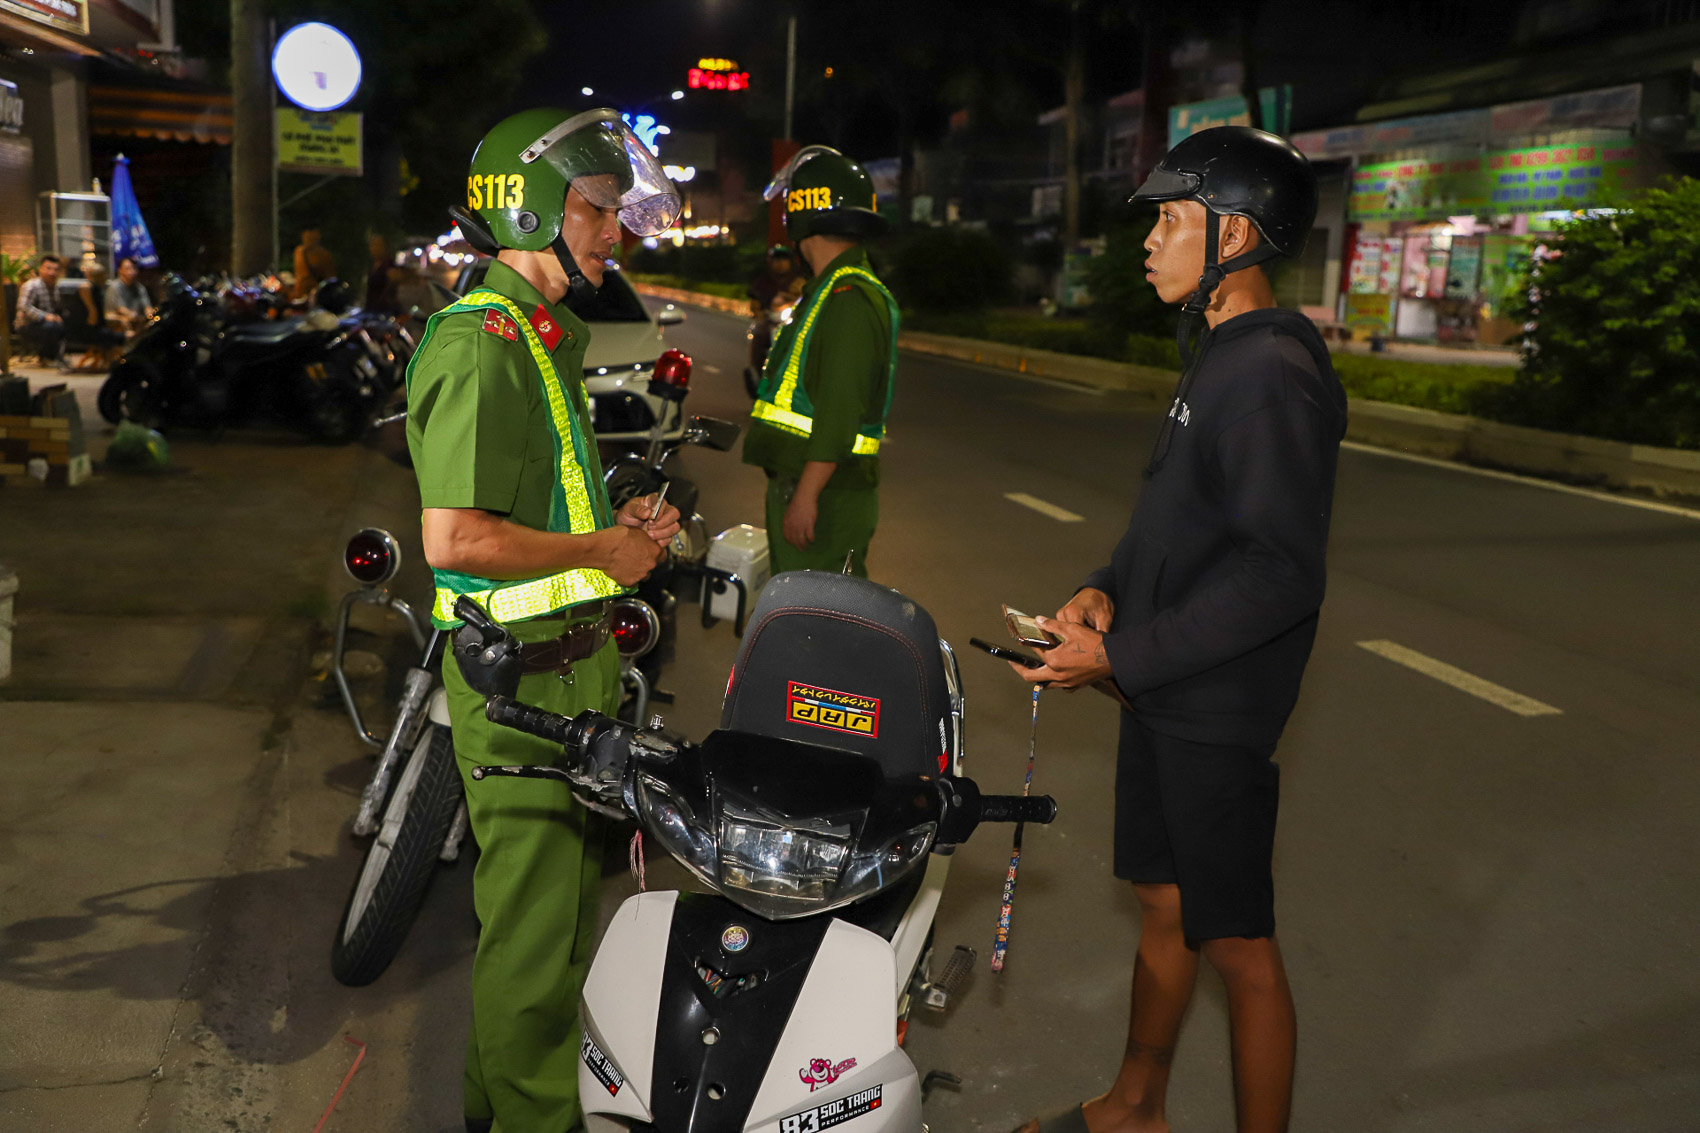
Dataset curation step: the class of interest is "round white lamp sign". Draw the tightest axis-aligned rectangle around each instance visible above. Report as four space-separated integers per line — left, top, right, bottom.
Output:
272 22 362 112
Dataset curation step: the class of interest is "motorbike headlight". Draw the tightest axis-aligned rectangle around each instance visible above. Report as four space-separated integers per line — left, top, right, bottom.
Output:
834 824 937 906
716 803 857 919
635 772 718 889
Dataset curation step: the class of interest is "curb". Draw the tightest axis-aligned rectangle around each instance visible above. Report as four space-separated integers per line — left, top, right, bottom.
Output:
633 283 1700 500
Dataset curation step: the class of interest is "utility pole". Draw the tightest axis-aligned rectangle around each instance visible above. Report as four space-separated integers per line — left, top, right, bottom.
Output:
783 14 797 141
1064 0 1084 247
230 0 273 274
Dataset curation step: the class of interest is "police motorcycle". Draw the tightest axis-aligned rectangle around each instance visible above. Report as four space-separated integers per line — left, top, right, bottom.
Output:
456 570 1058 1133
323 529 668 987
600 346 756 719
97 276 388 443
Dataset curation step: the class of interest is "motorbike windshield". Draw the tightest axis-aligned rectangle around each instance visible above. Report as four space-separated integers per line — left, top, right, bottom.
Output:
637 730 939 921
520 109 682 237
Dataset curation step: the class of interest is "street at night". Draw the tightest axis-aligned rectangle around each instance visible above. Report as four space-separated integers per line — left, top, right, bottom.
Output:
5 300 1697 1130
6 2 1700 1131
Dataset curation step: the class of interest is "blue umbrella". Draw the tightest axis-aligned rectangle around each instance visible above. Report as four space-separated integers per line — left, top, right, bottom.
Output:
110 154 159 269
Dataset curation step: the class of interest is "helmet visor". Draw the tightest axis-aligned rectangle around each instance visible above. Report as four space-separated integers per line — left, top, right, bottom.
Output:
521 109 682 237
1129 166 1202 204
762 144 844 202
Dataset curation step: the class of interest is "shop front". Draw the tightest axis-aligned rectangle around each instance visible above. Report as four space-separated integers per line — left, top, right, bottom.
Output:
1295 83 1651 345
1339 138 1638 344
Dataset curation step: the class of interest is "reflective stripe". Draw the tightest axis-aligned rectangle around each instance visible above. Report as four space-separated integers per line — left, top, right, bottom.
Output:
423 291 626 628
431 570 620 627
752 264 894 454
750 400 880 454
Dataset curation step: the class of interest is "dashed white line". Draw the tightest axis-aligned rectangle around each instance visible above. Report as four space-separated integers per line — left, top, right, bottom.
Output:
1357 639 1562 717
1340 441 1700 521
1005 492 1084 523
701 364 722 374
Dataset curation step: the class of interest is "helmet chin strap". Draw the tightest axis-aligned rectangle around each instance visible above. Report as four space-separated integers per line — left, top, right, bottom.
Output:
1175 208 1281 365
550 233 601 304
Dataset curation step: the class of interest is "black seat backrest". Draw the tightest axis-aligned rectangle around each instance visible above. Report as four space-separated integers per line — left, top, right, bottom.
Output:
720 572 950 779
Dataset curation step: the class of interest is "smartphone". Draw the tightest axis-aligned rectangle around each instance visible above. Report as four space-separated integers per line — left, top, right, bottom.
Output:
969 637 1044 669
1002 605 1060 649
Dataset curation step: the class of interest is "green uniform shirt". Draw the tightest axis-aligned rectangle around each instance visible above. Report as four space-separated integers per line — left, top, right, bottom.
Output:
742 245 891 489
407 260 602 532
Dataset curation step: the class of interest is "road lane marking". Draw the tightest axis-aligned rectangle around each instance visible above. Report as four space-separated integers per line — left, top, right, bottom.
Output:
1005 492 1084 522
702 364 722 373
1357 640 1562 717
1340 441 1700 521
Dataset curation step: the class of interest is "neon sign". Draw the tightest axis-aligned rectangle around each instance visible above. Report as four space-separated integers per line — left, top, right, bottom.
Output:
621 113 671 156
688 57 749 91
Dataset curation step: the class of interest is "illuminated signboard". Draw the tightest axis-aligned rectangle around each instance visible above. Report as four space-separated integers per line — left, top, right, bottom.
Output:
0 0 89 36
688 57 749 91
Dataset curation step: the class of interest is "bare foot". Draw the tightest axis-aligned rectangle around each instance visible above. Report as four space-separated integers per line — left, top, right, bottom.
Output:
1084 1093 1169 1133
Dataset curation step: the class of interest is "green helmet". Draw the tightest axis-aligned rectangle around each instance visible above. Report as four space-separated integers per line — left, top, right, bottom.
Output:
460 108 681 253
764 146 888 242
107 421 169 471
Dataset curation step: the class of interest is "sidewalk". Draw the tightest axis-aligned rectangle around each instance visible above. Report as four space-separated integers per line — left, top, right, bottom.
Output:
0 374 449 1131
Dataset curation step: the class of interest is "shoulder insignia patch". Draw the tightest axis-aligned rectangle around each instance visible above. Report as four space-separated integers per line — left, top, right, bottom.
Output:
481 310 519 342
530 304 566 352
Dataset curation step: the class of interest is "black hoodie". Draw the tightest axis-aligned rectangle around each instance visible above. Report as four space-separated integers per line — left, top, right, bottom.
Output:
1083 307 1347 747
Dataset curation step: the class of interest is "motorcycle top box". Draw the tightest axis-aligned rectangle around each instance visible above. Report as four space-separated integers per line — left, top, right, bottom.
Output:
469 572 1057 1133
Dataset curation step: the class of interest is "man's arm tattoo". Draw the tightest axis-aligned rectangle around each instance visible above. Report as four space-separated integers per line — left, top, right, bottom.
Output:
1094 642 1107 666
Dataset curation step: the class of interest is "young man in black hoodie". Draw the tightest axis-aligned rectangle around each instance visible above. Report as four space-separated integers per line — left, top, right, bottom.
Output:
1013 128 1345 1133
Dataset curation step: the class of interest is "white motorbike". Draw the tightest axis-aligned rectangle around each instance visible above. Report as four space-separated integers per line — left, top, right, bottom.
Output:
457 571 1057 1132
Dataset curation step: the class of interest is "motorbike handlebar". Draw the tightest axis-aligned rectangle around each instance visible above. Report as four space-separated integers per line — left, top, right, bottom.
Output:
976 794 1058 825
484 696 575 746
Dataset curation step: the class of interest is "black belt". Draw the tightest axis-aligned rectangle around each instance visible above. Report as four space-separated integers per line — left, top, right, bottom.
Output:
520 601 615 675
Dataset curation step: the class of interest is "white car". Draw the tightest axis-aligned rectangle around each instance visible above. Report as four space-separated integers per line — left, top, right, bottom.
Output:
450 258 688 443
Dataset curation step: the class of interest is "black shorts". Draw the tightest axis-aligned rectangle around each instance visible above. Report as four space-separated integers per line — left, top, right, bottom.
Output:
1114 716 1280 943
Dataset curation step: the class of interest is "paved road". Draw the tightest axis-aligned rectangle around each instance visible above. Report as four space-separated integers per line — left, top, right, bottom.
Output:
5 300 1696 1132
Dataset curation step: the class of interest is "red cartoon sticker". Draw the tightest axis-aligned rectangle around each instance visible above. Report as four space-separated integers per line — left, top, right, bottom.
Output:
799 1056 857 1092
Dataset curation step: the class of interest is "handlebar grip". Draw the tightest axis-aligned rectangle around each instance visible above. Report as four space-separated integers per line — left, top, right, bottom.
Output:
485 695 574 746
978 794 1058 825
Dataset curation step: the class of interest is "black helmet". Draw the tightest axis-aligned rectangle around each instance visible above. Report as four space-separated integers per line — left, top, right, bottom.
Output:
1131 126 1317 312
315 277 353 315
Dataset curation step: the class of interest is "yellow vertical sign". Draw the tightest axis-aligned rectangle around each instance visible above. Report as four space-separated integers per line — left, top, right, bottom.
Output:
275 109 363 176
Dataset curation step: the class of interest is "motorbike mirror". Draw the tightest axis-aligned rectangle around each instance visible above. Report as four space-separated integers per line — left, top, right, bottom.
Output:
684 415 742 452
656 305 686 326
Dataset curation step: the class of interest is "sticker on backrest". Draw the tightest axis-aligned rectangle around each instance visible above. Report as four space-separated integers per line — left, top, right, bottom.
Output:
581 1034 624 1096
797 1056 858 1093
787 682 880 738
783 1083 882 1130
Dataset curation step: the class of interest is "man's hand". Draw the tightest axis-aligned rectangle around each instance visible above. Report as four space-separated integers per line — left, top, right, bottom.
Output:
600 525 666 586
44 313 62 325
617 494 681 546
1057 587 1115 632
1011 616 1113 690
783 492 817 549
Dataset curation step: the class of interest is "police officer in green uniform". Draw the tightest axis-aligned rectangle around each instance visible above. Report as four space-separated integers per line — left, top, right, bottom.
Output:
405 107 683 1133
744 146 898 578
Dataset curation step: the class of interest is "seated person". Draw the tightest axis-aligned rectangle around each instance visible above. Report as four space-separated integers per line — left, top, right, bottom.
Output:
105 256 155 337
75 261 127 370
14 254 69 371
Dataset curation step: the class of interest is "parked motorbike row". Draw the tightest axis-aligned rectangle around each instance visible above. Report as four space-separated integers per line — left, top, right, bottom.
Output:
96 274 415 444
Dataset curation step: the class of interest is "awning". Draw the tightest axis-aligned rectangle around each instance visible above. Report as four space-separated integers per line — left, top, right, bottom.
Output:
88 84 232 144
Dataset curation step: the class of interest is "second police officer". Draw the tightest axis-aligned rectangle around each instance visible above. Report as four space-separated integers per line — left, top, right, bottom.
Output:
745 146 899 578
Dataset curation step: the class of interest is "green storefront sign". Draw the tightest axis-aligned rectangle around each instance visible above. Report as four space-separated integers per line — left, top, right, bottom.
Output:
1168 88 1293 149
1348 142 1637 221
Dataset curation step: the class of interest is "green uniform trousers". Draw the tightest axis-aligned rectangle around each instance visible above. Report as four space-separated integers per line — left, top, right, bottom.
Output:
764 476 878 578
444 609 621 1133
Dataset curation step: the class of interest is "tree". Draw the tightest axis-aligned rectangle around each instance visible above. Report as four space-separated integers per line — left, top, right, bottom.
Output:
1492 181 1700 448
